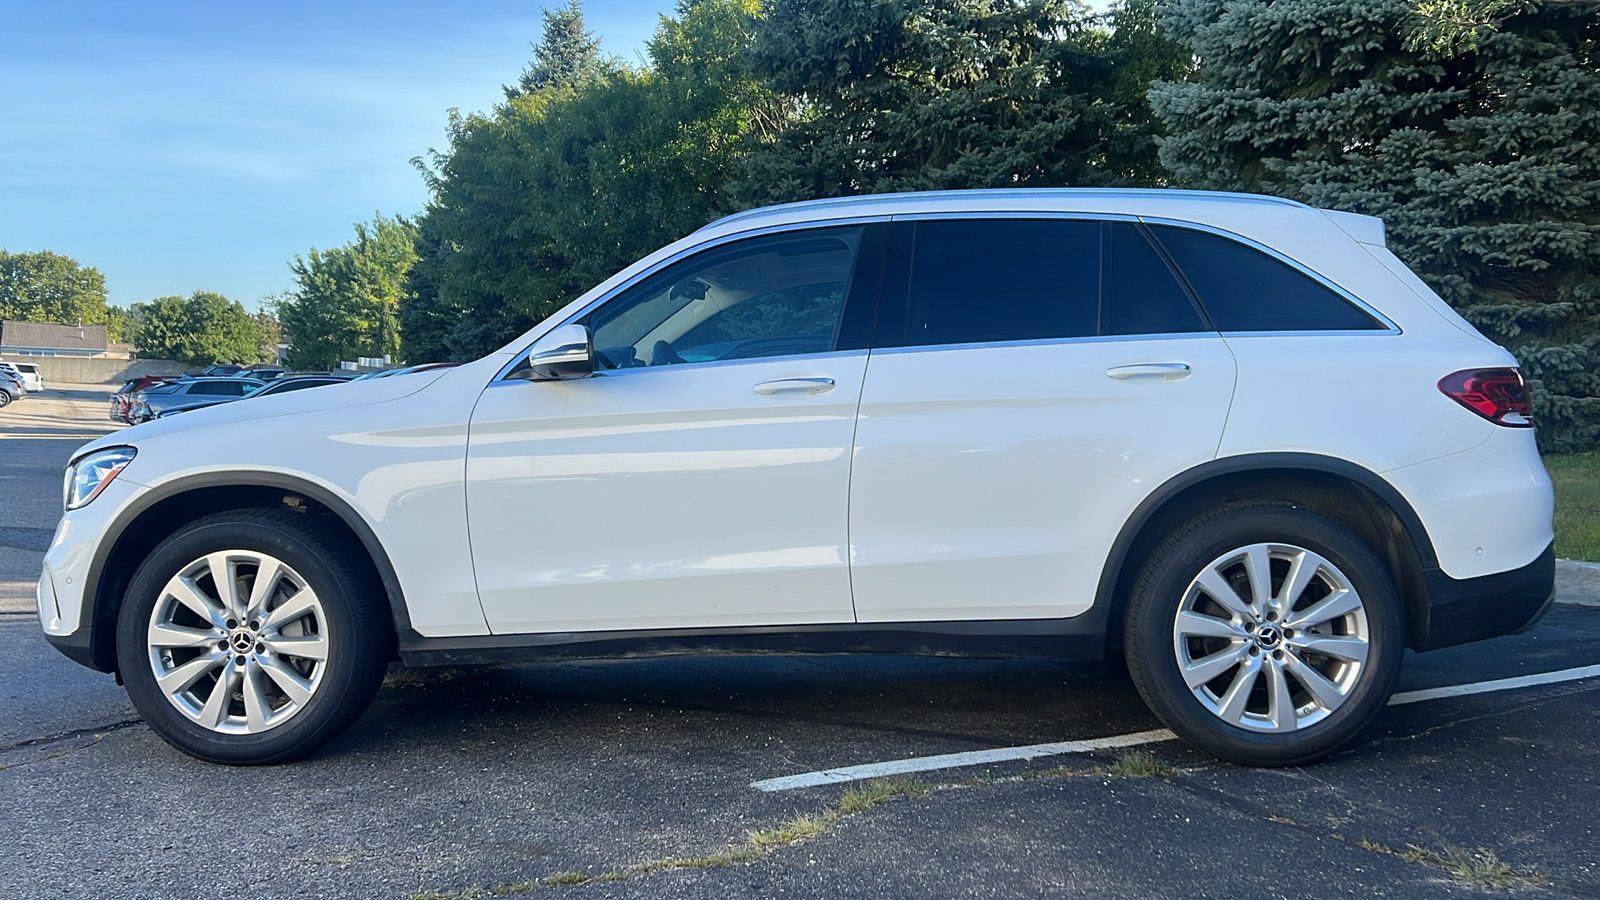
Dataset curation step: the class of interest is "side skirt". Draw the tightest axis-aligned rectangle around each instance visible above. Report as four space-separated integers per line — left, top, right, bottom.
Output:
398 612 1109 667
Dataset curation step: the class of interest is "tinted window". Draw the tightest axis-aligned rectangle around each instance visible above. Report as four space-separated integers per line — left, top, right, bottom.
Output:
190 381 253 396
1106 223 1206 335
900 219 1099 346
1149 225 1383 332
587 226 863 368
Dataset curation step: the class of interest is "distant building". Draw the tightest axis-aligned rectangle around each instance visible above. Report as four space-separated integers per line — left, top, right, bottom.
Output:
0 320 128 358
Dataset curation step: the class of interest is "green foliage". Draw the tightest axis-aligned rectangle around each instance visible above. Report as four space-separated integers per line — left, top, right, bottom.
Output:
0 249 127 340
729 0 1192 206
1151 0 1600 452
279 214 418 370
506 0 611 98
405 0 776 361
129 292 265 365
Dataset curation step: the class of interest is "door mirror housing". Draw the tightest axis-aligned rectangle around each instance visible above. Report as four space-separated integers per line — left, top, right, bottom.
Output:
520 324 594 382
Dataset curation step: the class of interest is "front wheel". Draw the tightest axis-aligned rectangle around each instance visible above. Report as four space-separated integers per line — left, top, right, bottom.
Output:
1124 502 1404 766
117 509 391 764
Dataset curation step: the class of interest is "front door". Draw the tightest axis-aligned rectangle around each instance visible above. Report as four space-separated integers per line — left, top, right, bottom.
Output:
467 223 885 634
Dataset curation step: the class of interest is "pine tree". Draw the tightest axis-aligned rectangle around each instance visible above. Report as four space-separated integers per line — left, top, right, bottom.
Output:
730 0 1192 207
1150 0 1600 452
507 0 608 98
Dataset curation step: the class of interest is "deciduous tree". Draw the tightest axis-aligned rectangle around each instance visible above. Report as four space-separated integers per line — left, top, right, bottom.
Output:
279 215 418 370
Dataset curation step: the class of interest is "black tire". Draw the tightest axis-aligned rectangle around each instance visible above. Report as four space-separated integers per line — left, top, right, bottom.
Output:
1124 502 1403 767
0 390 11 408
116 509 391 764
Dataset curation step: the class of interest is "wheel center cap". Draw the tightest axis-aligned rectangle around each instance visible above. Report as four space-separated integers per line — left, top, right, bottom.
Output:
1256 623 1282 650
229 629 257 654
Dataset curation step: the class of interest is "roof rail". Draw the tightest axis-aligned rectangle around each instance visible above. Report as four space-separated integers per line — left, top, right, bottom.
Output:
697 188 1311 233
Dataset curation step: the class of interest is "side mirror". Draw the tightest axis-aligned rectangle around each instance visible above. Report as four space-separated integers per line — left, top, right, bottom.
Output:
521 323 594 382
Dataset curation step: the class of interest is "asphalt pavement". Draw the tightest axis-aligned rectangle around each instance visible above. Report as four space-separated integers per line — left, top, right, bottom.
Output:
2 386 1597 900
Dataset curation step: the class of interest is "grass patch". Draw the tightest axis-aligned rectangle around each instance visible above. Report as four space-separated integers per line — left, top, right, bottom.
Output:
1547 451 1600 561
1104 751 1175 778
1021 750 1175 781
409 777 932 899
1356 839 1540 889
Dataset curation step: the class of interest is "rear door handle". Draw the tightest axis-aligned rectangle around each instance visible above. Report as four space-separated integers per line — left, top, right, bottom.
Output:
1106 363 1192 381
754 377 836 395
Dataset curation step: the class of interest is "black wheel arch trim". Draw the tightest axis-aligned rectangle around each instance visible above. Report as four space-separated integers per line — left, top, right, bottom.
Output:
1091 452 1440 635
76 471 414 673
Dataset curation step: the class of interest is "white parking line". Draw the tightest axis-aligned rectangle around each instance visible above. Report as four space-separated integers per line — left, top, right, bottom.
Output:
752 664 1600 792
1386 663 1600 706
751 729 1178 792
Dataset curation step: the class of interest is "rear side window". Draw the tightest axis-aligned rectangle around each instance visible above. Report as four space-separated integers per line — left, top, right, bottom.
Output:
899 219 1100 346
1105 223 1206 335
1148 225 1383 332
190 381 252 396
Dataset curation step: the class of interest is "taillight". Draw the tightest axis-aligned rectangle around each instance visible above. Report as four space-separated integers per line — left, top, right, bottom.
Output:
1438 368 1533 427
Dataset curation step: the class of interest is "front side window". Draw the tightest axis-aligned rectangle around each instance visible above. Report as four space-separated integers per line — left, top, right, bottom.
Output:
585 226 864 369
1148 225 1384 332
896 219 1100 347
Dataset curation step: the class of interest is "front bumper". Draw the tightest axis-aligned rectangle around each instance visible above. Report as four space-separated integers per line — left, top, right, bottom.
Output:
1415 541 1556 651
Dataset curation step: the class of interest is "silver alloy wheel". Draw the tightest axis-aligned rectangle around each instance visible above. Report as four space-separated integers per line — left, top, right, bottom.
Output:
1172 542 1370 733
145 550 330 735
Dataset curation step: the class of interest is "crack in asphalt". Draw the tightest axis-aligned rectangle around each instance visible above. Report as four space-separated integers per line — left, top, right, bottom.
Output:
0 717 144 754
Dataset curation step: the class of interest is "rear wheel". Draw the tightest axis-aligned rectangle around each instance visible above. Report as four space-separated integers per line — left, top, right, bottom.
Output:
1124 502 1403 766
117 509 390 764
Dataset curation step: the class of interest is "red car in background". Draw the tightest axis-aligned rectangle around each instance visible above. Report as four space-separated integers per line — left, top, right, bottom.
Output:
110 374 180 423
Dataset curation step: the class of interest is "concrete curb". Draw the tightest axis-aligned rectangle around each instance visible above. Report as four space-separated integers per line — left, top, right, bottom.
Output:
1555 558 1600 607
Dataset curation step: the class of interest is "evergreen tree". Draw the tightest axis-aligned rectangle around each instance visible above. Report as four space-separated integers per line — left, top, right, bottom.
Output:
730 0 1191 207
507 0 609 98
1150 0 1600 452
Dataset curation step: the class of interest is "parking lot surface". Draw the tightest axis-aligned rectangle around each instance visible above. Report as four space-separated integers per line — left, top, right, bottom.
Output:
3 386 1597 899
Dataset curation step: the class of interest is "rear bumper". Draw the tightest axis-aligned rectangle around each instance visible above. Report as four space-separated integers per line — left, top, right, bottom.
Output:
1415 541 1555 651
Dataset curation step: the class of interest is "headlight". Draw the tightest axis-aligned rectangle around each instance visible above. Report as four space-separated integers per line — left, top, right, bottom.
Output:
64 447 137 511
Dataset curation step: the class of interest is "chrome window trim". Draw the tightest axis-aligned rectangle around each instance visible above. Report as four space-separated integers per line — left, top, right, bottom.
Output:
865 331 1222 357
1136 216 1402 335
494 216 890 384
488 348 872 387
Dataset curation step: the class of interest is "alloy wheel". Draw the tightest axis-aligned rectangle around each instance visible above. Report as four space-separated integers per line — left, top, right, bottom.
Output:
145 550 330 734
1172 542 1370 733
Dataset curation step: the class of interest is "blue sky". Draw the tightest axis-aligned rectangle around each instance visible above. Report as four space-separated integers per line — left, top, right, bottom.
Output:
0 0 672 310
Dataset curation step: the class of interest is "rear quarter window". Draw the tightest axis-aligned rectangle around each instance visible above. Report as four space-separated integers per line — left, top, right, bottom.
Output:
1148 224 1385 332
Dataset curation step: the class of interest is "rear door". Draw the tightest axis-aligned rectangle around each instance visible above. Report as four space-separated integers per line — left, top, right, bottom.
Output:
848 217 1239 623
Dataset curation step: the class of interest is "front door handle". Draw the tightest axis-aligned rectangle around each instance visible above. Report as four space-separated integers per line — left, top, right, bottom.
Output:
1106 363 1191 382
754 377 836 395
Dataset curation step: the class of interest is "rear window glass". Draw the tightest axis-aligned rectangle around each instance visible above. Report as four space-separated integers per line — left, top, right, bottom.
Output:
901 219 1100 346
1148 225 1384 332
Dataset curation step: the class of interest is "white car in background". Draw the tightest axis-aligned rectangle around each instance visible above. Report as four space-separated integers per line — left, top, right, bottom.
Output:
38 189 1554 767
1 361 45 392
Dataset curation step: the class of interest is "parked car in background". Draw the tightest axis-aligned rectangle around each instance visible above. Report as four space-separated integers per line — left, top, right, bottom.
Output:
154 376 349 419
40 189 1554 768
127 377 263 423
0 369 24 407
1 361 44 392
111 375 182 423
349 362 460 382
239 365 288 380
184 364 246 378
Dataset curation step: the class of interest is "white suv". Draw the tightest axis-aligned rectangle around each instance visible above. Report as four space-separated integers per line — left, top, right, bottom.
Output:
38 190 1554 766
